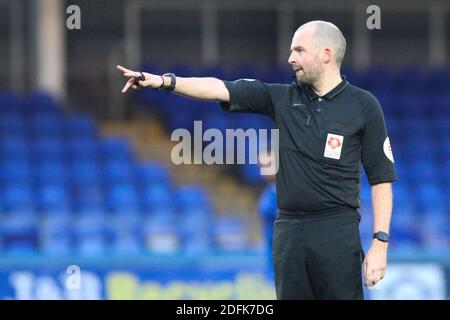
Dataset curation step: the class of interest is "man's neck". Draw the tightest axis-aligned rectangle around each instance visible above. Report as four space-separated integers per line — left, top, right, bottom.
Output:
311 72 342 97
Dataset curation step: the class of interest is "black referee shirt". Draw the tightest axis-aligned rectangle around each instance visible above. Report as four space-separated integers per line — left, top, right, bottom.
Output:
220 76 397 214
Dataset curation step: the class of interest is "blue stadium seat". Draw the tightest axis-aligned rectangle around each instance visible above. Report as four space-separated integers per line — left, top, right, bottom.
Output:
141 213 180 254
178 211 212 254
430 68 450 93
0 213 38 254
395 67 431 94
141 183 173 207
136 162 171 186
29 113 62 134
392 183 412 212
443 162 450 184
396 93 432 122
40 216 73 255
396 140 434 163
413 183 445 213
34 161 68 184
361 66 396 93
430 94 450 118
109 215 142 255
106 183 140 214
212 216 248 252
0 135 29 157
407 160 438 183
395 120 431 144
100 137 134 162
0 92 21 111
63 113 96 137
103 159 135 183
36 183 72 214
69 160 102 185
0 159 32 182
32 136 66 162
433 141 450 164
73 215 108 255
66 136 99 158
389 214 422 250
24 91 61 113
176 186 210 212
430 118 450 143
420 212 449 251
1 183 35 212
0 113 27 135
72 183 105 214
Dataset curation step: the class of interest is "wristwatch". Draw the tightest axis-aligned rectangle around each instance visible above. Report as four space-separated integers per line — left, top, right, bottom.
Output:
162 73 176 91
373 231 389 243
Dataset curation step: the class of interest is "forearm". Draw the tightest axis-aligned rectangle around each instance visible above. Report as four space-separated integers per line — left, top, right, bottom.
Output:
117 65 231 102
164 75 230 102
371 182 393 236
364 182 392 287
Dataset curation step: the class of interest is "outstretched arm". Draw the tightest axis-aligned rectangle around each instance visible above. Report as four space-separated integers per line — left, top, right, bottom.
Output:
116 65 230 102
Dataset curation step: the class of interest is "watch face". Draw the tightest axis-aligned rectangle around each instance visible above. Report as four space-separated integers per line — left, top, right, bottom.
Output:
375 232 389 242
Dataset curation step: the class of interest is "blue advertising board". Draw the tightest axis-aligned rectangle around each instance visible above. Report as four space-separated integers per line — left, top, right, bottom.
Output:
0 252 449 300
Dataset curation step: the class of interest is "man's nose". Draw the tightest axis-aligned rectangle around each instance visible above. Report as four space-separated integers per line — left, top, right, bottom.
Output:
288 53 296 65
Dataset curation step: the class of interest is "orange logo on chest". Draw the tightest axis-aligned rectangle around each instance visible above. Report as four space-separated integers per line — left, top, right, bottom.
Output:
327 137 342 149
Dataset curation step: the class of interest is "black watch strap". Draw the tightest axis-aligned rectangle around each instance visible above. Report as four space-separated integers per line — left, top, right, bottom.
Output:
162 73 176 91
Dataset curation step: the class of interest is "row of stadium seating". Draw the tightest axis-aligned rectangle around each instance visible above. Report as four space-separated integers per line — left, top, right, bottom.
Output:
0 91 249 254
0 209 248 256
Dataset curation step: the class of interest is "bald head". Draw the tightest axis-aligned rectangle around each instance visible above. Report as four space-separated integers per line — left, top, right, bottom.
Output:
295 21 346 67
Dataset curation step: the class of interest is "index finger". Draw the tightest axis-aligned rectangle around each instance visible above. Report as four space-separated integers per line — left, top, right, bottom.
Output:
117 65 136 75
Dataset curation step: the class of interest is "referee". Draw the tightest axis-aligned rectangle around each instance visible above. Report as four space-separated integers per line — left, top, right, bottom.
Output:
117 20 397 300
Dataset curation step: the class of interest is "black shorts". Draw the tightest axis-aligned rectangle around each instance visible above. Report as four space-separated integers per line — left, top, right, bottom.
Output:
272 208 365 300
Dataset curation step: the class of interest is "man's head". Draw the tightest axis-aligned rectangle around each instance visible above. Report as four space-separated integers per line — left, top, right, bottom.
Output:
288 21 346 86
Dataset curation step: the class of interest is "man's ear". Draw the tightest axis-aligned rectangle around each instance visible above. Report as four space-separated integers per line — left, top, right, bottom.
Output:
323 47 332 64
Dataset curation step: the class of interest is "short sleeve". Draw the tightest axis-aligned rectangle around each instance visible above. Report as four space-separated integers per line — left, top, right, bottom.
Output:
220 79 275 118
361 96 397 185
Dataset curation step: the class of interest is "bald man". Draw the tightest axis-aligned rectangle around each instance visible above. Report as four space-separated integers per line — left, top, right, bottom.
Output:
117 20 396 300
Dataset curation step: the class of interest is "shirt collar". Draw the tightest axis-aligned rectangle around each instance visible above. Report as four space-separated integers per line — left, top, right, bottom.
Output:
301 75 348 101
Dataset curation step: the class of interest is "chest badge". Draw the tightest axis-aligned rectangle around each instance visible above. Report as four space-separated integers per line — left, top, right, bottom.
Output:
324 133 344 160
